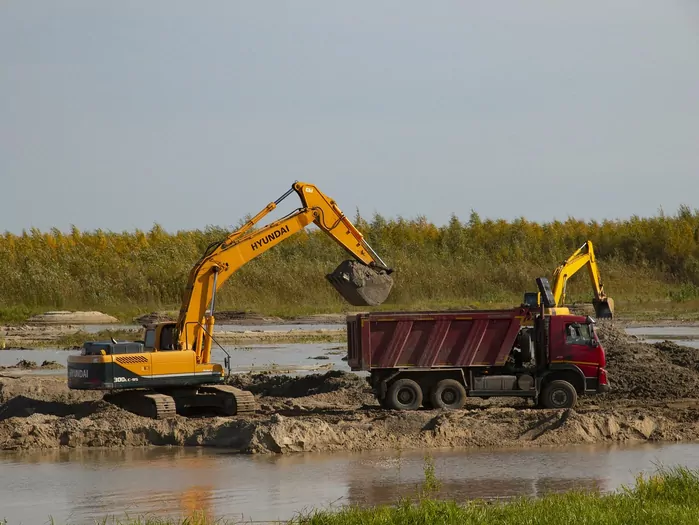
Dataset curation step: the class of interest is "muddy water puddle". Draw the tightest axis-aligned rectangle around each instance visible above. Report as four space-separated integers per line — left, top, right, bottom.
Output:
2 442 699 524
625 325 699 349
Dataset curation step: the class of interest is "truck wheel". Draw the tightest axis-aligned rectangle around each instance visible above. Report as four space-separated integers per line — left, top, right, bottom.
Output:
430 379 467 410
541 380 577 409
386 379 423 410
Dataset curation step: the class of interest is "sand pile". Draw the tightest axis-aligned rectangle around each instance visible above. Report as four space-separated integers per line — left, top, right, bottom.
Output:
597 322 699 400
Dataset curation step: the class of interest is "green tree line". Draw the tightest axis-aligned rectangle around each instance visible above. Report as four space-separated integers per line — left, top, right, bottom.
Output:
1 207 698 319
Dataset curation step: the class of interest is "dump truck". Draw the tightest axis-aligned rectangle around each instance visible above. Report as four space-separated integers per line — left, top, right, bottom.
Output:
347 278 609 411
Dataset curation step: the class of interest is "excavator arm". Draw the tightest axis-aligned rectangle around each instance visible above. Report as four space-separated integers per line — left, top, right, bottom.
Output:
174 181 393 363
551 240 614 318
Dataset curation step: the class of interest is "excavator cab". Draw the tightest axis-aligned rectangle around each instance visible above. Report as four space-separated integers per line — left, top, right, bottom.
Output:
522 291 540 308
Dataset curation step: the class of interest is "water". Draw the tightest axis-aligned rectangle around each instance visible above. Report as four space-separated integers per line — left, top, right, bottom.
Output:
623 325 699 349
1 442 699 524
625 326 699 338
0 343 351 376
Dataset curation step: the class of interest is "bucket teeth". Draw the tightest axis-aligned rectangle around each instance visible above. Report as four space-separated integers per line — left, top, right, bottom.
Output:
326 260 393 306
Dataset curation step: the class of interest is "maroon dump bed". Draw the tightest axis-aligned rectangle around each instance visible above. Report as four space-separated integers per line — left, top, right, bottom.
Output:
347 307 532 371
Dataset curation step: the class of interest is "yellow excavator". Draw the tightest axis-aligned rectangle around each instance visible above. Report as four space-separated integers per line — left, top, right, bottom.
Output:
67 181 394 419
523 240 614 319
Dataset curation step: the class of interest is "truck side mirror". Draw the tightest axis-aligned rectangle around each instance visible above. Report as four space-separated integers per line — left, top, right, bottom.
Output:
591 338 598 348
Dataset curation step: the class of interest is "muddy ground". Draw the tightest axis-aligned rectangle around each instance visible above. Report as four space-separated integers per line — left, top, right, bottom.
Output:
2 323 699 453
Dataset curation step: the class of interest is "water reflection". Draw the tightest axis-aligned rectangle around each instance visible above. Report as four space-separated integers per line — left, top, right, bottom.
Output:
2 443 699 524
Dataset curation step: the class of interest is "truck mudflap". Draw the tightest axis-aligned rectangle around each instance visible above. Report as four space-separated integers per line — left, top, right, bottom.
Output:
326 259 393 306
597 367 611 393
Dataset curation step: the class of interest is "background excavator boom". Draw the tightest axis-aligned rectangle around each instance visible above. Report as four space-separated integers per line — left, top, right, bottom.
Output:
523 240 614 319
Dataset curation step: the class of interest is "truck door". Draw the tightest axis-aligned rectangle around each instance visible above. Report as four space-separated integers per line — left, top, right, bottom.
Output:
549 316 602 388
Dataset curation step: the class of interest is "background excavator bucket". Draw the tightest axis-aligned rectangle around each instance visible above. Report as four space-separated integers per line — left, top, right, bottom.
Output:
592 297 615 319
326 260 394 306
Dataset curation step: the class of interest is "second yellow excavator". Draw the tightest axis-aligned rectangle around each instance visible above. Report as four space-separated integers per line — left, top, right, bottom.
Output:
523 240 614 319
66 181 393 418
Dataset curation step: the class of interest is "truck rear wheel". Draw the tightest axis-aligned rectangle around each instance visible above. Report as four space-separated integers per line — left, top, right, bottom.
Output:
430 379 467 410
386 378 423 410
541 380 577 409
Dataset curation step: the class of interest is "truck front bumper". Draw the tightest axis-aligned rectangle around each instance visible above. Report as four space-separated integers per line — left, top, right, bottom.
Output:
597 383 611 393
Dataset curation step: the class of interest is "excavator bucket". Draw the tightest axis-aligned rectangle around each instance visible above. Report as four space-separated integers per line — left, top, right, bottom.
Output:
592 297 615 319
326 260 394 306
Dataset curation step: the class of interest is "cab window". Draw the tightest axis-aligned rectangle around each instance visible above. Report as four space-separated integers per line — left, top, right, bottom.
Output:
144 329 156 350
565 323 593 346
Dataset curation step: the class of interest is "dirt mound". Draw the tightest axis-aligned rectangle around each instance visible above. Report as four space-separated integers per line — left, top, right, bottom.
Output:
0 360 65 371
228 370 369 400
40 360 64 370
653 340 699 372
2 369 699 453
214 311 284 324
0 376 102 405
291 314 345 325
0 396 106 420
27 311 118 324
597 322 699 400
133 311 175 325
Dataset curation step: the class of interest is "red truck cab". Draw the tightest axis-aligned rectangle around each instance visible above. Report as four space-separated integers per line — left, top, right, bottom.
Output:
346 306 610 411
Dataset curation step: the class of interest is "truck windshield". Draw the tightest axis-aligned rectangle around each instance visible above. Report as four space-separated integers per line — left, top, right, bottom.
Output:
565 322 593 346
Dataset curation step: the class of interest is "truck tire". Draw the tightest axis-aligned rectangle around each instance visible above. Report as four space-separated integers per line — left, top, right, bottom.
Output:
541 380 577 409
386 378 423 410
430 379 467 410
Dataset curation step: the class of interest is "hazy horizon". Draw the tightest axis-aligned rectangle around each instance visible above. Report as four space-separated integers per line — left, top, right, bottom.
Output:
2 1 698 234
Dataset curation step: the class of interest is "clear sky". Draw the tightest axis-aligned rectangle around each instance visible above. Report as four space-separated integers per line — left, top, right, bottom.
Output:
2 1 698 234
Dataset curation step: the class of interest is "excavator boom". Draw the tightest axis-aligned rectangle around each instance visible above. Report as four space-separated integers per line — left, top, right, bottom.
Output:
176 181 393 362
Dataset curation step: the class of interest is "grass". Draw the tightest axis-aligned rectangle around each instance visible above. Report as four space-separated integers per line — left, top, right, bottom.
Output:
11 465 699 524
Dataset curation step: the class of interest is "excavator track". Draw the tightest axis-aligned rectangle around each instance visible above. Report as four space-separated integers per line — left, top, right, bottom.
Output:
104 391 177 420
197 385 256 416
